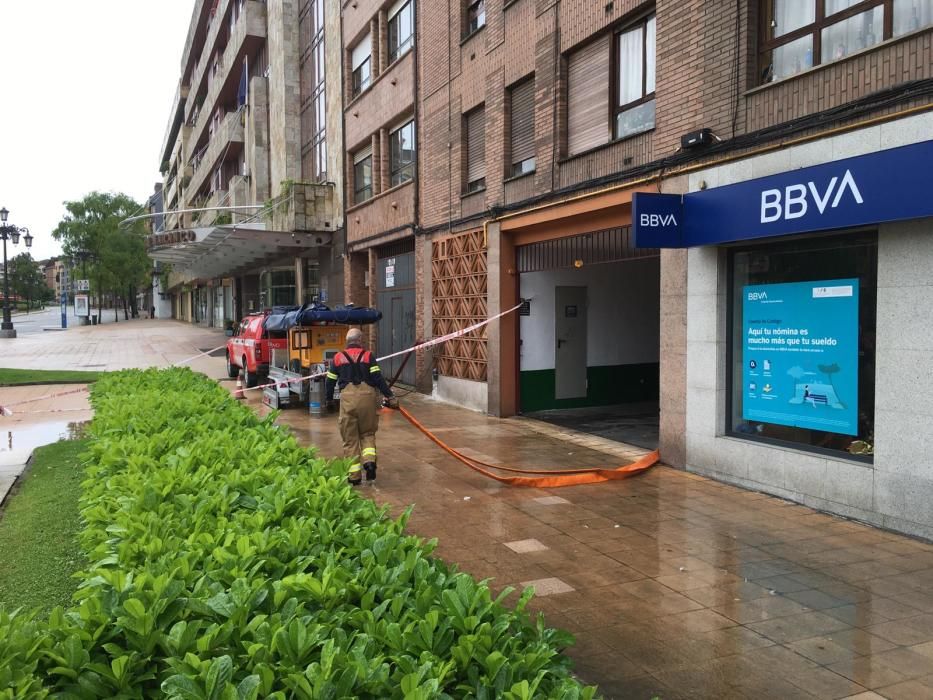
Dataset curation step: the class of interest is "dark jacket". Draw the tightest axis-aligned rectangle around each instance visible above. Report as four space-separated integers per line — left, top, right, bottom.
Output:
325 344 394 401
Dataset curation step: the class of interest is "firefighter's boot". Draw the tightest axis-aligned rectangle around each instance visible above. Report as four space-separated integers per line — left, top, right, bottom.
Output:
347 463 363 486
363 462 377 482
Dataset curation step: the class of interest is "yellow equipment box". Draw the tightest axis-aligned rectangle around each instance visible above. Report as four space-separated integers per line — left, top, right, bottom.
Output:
288 325 349 368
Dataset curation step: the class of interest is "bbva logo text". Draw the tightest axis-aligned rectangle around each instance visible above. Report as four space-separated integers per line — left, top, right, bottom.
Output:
747 291 768 301
760 169 864 223
639 213 678 227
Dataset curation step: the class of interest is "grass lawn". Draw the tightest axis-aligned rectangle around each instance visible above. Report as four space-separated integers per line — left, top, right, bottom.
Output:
0 368 105 386
0 439 88 615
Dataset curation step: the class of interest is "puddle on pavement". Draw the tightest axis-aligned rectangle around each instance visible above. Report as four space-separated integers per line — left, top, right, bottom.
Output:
0 421 89 454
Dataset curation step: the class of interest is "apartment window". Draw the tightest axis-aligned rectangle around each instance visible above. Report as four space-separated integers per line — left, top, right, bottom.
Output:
310 0 327 181
567 34 611 156
390 120 415 186
388 0 414 63
351 34 372 98
464 106 485 192
614 14 656 140
465 0 486 36
353 147 373 204
509 78 535 177
759 0 931 84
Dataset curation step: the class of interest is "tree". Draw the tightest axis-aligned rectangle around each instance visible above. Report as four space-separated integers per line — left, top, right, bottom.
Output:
7 253 46 312
52 192 149 323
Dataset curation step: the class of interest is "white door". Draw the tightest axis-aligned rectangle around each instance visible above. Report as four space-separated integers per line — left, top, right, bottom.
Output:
555 286 587 399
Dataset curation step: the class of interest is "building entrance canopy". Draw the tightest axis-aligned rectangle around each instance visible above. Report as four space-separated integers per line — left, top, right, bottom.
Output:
146 223 331 280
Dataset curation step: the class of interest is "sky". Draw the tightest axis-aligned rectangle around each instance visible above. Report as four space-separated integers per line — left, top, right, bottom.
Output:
0 1 196 262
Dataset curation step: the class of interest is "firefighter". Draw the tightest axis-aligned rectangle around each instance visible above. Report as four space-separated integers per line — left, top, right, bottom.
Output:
325 327 398 485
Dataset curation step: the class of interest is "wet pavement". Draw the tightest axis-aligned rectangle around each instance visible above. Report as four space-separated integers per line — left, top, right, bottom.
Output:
256 391 933 699
526 402 660 450
0 317 225 372
0 384 93 506
2 321 933 698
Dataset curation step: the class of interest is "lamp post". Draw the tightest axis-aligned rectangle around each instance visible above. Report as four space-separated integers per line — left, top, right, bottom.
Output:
0 207 34 339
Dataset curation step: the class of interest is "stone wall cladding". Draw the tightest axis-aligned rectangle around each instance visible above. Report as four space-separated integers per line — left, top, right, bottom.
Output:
268 0 302 191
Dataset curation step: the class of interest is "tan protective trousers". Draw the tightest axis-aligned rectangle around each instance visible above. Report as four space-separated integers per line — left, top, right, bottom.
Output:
338 383 380 468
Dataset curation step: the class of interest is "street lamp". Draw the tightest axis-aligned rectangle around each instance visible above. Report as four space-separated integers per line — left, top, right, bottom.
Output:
0 207 34 339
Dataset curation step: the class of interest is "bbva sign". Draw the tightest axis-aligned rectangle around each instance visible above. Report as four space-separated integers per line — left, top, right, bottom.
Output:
760 169 864 223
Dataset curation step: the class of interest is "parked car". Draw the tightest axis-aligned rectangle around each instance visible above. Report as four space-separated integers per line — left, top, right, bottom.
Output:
225 313 287 386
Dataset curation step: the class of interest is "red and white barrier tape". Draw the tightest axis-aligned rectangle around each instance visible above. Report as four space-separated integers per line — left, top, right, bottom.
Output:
244 301 525 394
0 302 525 412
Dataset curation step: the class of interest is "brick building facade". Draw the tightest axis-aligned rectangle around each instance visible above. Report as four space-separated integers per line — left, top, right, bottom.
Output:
409 0 933 537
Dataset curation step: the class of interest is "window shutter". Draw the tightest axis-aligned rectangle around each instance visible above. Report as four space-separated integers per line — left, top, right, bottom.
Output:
567 34 610 156
466 107 485 184
351 33 371 70
510 78 535 165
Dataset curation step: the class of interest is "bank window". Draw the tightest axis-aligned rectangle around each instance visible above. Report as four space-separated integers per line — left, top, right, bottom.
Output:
390 120 415 186
350 34 372 98
388 0 414 63
759 1 931 84
353 147 373 204
728 233 877 460
465 0 485 37
615 14 656 140
464 105 486 192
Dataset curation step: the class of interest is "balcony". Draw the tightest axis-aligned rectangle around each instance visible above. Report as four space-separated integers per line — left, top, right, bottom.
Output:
184 0 233 125
270 182 338 234
187 110 245 197
194 189 230 227
189 0 266 153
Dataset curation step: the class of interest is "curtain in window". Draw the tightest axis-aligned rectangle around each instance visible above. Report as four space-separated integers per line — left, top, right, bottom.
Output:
567 35 610 156
617 26 643 106
771 0 814 38
645 16 656 94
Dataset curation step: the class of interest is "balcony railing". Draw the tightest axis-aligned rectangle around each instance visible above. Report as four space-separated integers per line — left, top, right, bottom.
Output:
187 110 245 197
188 1 266 152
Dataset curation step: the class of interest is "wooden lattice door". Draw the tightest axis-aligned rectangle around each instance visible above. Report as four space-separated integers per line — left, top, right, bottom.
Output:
431 231 488 381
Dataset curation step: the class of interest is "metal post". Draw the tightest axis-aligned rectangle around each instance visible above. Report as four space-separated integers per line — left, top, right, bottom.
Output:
1 232 12 335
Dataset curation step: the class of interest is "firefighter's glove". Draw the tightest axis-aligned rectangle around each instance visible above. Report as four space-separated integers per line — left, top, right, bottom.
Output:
384 397 399 409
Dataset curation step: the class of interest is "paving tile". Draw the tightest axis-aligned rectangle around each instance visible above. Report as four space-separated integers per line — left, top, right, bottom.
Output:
828 628 900 656
870 647 933 679
533 495 572 505
828 657 908 689
519 577 575 597
867 620 933 646
787 635 865 665
874 680 933 700
747 610 852 644
503 538 549 553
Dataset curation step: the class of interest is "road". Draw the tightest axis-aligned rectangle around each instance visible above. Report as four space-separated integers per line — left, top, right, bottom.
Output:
4 305 141 336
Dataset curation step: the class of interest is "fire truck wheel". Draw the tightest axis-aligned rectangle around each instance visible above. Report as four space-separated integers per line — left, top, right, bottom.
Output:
226 352 239 378
242 357 258 388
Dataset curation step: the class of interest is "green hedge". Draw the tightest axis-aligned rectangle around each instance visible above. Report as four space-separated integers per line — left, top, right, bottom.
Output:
0 368 596 699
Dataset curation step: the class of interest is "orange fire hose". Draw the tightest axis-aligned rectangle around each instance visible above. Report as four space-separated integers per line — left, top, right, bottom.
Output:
397 405 659 488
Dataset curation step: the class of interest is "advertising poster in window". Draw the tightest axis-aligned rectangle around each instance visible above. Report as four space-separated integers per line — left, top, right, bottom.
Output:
742 278 858 436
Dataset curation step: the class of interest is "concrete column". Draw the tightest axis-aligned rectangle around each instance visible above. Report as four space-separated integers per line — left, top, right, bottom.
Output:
659 247 688 468
295 257 304 304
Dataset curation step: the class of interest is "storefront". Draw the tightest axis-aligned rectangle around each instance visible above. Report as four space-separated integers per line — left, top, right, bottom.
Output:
636 114 933 539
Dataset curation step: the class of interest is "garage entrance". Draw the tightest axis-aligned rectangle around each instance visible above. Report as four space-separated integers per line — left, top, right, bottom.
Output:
375 240 416 386
517 226 660 448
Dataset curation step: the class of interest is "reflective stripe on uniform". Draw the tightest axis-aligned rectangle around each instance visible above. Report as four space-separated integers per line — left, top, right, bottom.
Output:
348 463 361 474
326 371 338 380
362 448 377 457
369 365 381 373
